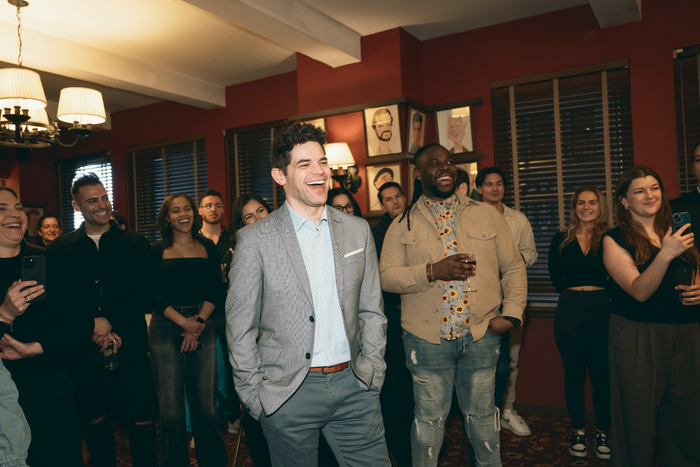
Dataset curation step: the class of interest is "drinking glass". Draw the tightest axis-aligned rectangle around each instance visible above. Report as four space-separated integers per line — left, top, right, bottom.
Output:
465 253 477 292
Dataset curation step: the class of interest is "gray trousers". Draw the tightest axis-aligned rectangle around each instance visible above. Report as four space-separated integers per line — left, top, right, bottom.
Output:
258 366 390 467
609 313 700 467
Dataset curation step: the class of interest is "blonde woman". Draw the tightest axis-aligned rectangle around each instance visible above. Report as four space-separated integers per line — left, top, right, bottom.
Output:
548 186 611 460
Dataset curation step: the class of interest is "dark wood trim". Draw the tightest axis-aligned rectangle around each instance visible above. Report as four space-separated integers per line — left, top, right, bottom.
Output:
429 98 483 112
491 59 630 89
674 44 700 59
289 97 431 121
224 120 287 135
125 135 206 153
365 152 411 165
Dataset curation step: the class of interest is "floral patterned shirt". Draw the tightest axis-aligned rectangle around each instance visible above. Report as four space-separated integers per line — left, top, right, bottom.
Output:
425 195 470 340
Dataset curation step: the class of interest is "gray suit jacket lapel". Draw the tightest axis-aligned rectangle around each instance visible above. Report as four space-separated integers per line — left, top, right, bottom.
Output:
278 207 314 310
328 209 345 305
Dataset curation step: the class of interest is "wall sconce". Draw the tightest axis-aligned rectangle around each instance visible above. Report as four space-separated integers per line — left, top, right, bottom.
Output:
326 142 355 185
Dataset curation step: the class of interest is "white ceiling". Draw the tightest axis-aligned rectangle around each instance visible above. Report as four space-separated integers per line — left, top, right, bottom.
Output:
0 0 640 126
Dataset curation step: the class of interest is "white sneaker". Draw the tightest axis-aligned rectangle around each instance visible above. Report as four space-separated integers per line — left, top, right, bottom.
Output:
500 409 531 436
189 436 195 449
228 418 241 435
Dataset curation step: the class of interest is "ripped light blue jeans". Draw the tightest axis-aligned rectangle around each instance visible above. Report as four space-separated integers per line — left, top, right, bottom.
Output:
403 329 502 467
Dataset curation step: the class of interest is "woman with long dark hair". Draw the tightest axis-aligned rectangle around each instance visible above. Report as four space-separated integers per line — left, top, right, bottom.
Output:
548 186 611 460
231 194 272 230
602 166 700 467
149 193 227 467
327 187 362 217
0 187 92 466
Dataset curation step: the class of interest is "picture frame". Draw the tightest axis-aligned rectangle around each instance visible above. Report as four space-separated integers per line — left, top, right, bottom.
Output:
366 162 403 213
364 104 403 158
436 106 474 154
406 107 426 155
22 205 44 238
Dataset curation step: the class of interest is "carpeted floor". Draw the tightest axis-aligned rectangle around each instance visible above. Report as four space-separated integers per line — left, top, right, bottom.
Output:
104 411 659 466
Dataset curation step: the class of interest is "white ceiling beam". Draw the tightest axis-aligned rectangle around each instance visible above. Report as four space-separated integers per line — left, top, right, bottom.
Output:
183 0 361 68
0 22 225 109
588 0 641 28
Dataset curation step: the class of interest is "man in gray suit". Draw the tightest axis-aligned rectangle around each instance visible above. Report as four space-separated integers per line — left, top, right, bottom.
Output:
226 122 390 467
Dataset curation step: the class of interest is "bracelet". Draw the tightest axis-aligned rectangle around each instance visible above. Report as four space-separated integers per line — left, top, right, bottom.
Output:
427 262 435 283
0 311 13 331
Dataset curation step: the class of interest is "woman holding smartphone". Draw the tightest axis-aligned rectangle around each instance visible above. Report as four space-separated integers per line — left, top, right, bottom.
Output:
150 193 227 467
602 166 700 467
0 187 92 466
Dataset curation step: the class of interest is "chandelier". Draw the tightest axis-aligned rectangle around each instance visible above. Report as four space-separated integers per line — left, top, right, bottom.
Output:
0 0 106 150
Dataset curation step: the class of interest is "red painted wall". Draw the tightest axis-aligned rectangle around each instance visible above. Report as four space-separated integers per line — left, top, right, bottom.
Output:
5 0 700 412
422 0 700 198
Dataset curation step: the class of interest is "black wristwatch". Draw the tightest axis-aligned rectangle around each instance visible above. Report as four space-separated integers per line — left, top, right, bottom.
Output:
195 316 205 324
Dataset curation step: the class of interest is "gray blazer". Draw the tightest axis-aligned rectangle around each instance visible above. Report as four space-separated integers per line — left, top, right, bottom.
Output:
226 205 387 419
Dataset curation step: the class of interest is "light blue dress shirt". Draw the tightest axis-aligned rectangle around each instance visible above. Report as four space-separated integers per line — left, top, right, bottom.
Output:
287 203 351 367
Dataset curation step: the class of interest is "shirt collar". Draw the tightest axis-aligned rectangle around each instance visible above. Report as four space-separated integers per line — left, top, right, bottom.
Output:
423 193 459 208
286 201 328 233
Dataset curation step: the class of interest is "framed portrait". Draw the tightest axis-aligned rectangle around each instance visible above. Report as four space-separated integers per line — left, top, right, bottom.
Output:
436 107 474 154
456 162 479 200
304 118 326 133
23 205 44 237
406 107 426 155
366 162 403 213
364 104 403 158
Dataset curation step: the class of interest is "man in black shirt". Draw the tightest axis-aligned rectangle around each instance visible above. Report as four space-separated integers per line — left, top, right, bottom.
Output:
371 181 412 466
671 142 700 238
51 174 156 467
197 188 241 434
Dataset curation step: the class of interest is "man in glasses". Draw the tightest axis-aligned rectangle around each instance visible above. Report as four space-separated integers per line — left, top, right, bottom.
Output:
198 189 241 436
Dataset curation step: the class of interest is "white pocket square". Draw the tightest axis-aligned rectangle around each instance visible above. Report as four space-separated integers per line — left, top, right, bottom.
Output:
344 248 364 258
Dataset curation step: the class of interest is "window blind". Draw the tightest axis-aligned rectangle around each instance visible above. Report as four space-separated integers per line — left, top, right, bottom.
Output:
55 152 113 233
126 139 207 241
225 123 286 224
492 65 633 304
674 47 700 194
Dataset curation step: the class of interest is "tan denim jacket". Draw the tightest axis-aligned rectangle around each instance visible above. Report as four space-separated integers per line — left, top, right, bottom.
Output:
379 194 527 344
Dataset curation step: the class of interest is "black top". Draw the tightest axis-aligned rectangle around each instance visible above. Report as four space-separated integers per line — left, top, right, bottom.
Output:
151 238 221 315
50 220 152 363
548 231 608 293
1 243 92 377
603 227 700 323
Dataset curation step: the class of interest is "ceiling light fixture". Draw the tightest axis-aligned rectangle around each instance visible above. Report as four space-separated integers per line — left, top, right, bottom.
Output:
0 0 106 150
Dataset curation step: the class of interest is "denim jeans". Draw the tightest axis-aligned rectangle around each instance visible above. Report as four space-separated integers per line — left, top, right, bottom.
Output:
0 358 30 467
149 313 227 467
403 329 502 467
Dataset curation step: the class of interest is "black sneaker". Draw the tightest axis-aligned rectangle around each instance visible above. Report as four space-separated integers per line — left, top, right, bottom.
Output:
569 431 587 458
595 431 611 460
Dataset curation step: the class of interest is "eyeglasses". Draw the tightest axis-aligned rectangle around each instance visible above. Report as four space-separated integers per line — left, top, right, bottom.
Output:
200 203 224 210
333 203 354 214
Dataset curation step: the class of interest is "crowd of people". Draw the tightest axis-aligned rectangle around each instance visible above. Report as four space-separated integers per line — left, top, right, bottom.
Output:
0 122 699 467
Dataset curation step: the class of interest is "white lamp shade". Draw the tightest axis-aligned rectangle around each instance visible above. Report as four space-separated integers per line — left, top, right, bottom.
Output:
0 107 50 131
326 142 355 169
0 68 47 110
57 87 106 125
451 107 470 118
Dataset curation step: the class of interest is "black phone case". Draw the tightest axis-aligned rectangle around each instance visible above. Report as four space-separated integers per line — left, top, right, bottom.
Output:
21 255 47 302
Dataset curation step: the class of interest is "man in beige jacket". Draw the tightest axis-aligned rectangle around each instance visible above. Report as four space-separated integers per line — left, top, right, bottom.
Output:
379 144 527 467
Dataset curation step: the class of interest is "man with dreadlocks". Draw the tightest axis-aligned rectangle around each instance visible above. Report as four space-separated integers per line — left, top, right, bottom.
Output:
379 144 527 467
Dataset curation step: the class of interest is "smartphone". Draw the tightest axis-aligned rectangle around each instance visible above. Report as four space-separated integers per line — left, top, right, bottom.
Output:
672 212 691 234
21 255 47 302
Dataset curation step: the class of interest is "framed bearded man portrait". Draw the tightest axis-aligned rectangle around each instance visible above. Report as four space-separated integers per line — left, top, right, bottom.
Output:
407 108 426 155
367 162 403 213
436 107 474 154
364 105 403 157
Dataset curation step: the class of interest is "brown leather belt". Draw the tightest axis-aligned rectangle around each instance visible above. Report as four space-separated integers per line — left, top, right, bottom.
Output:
308 362 349 375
